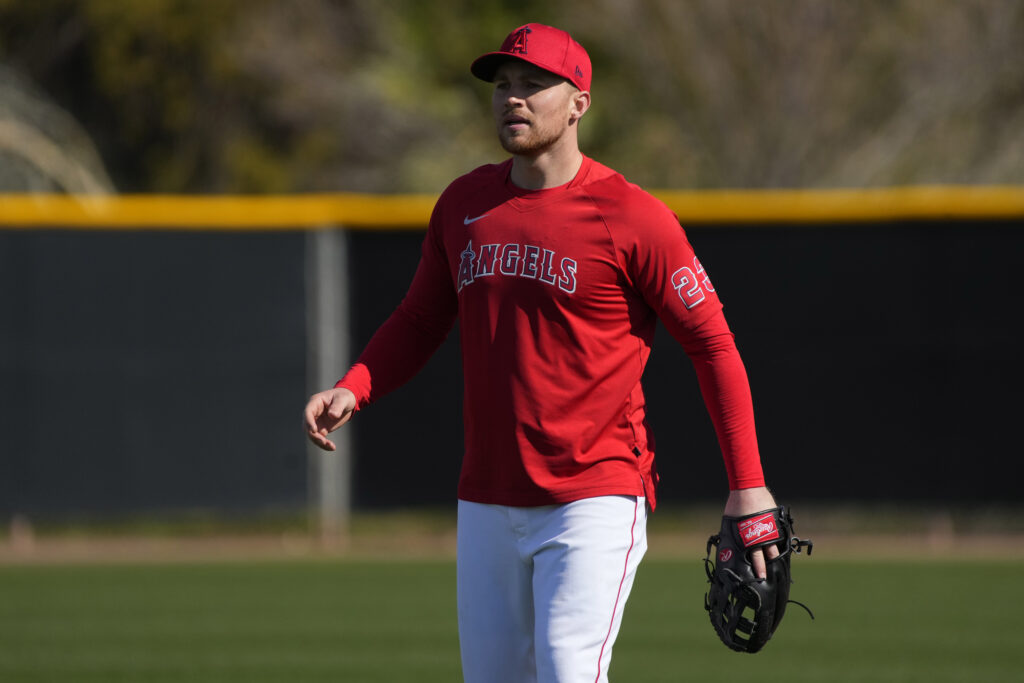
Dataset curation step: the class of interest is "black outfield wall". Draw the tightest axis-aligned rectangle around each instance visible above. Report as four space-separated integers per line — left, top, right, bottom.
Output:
0 221 1020 518
0 230 309 518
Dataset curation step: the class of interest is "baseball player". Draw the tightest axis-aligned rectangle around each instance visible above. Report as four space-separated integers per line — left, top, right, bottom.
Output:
304 23 778 683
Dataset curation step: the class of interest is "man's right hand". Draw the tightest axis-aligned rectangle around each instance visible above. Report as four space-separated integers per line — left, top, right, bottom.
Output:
303 387 357 451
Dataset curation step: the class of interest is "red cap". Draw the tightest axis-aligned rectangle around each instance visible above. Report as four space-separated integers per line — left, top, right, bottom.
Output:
471 23 591 91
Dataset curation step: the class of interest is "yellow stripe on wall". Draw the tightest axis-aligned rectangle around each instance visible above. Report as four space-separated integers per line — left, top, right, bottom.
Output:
0 194 437 230
658 185 1024 224
1 185 1023 230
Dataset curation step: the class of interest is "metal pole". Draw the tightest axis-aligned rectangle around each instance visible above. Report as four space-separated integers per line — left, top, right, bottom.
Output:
305 226 352 548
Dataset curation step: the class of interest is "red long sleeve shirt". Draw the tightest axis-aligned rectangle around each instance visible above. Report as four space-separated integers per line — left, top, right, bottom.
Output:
337 156 765 509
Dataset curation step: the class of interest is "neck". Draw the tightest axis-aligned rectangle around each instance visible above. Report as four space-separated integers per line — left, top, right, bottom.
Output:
509 141 584 190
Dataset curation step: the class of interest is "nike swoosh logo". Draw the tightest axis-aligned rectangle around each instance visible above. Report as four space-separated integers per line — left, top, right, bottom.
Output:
464 214 489 225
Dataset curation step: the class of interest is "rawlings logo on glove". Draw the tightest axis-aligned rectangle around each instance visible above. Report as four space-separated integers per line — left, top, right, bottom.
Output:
704 505 814 653
737 513 780 547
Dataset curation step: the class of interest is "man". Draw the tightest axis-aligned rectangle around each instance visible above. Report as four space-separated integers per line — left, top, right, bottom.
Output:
305 23 778 683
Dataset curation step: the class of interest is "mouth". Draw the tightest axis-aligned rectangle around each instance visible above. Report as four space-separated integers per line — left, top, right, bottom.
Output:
502 115 529 130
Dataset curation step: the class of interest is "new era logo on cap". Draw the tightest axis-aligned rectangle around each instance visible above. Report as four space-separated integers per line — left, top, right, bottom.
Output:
471 23 592 91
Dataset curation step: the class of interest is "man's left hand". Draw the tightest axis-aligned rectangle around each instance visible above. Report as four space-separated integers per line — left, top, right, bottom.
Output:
723 486 779 578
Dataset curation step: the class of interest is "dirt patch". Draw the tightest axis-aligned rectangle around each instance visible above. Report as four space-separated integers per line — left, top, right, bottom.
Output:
2 529 1023 565
647 530 1024 561
5 504 1024 565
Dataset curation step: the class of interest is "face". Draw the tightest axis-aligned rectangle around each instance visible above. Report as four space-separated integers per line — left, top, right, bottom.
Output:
492 61 589 156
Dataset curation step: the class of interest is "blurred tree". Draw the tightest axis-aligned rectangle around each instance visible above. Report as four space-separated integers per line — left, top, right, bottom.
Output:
0 64 113 193
0 0 1020 193
571 0 1024 188
0 0 273 192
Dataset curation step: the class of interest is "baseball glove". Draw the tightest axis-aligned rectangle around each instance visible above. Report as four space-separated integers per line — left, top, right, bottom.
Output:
704 505 813 653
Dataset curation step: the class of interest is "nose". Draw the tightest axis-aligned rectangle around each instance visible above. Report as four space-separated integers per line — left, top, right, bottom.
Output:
503 89 526 107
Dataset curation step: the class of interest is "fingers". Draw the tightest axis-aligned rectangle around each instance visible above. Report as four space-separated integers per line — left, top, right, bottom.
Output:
750 542 781 580
302 394 332 451
750 548 767 580
307 432 336 451
305 413 337 452
303 398 330 448
324 389 357 430
325 392 349 421
303 401 323 437
303 389 356 451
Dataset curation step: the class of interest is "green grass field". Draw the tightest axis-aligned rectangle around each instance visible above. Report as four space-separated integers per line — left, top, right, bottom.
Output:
0 555 1019 682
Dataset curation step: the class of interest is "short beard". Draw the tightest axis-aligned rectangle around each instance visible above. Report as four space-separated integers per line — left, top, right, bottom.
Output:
497 125 562 156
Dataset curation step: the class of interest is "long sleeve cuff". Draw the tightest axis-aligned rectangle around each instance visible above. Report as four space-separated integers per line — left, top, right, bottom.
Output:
334 363 372 410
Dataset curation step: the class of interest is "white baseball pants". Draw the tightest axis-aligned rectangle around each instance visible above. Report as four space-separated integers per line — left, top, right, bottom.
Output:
456 495 648 683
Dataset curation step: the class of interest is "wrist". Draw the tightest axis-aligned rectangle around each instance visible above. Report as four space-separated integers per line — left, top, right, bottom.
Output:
724 486 776 517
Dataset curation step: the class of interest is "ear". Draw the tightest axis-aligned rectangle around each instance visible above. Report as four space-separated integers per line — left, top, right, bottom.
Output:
568 89 591 124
